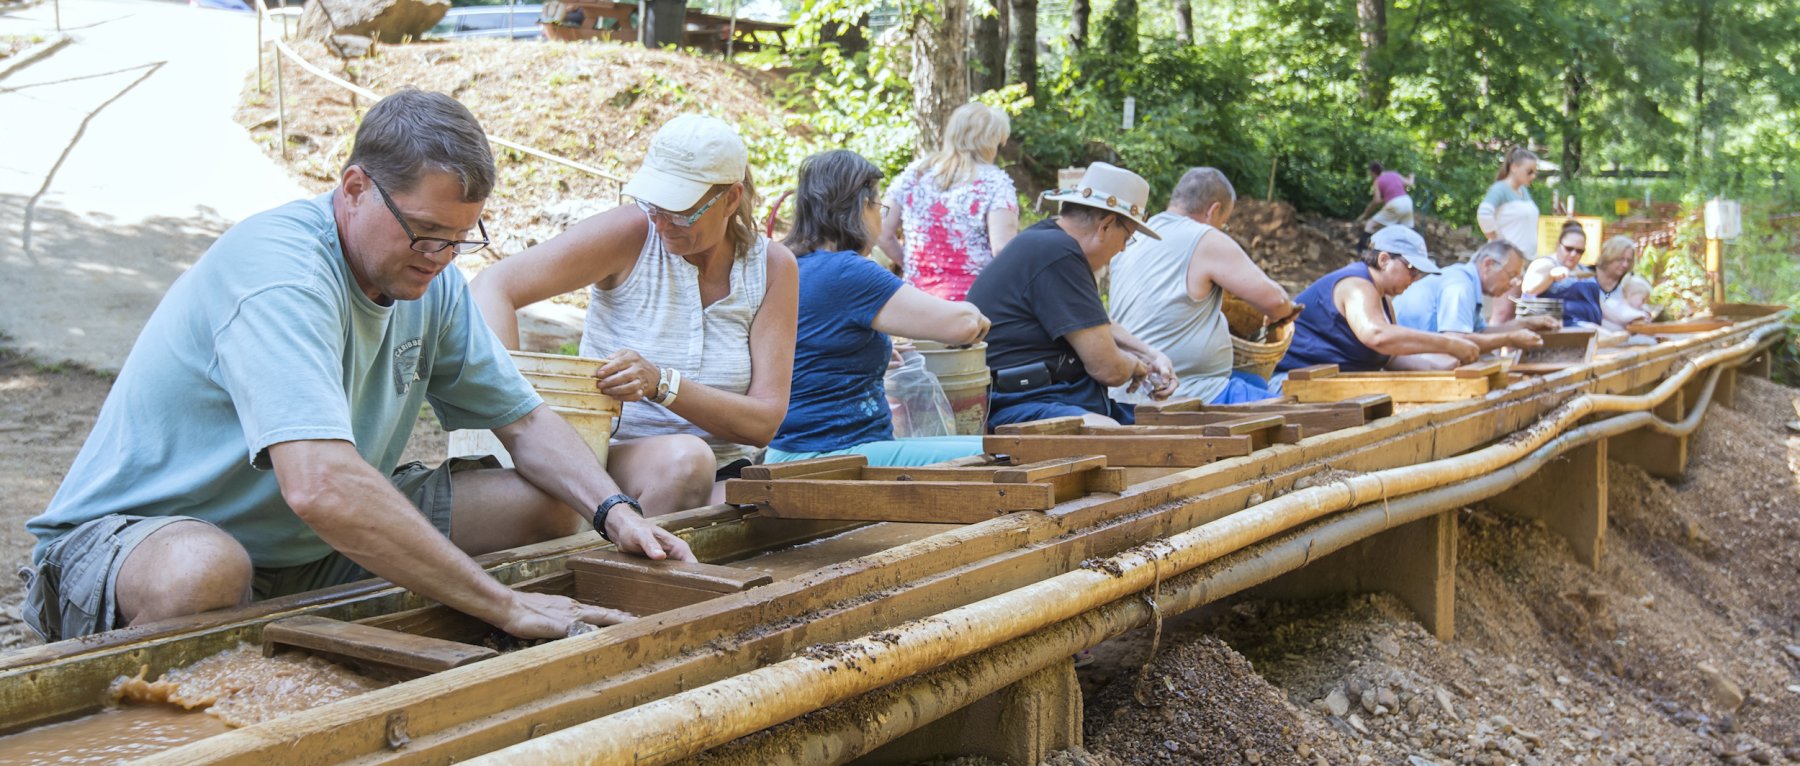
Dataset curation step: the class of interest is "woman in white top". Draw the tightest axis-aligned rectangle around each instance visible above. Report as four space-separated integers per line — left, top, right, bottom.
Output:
1476 147 1541 259
473 115 799 515
877 102 1020 301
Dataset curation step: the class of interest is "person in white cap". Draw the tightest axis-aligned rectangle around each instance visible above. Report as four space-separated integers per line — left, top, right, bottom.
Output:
1274 226 1482 381
966 162 1179 429
473 114 798 513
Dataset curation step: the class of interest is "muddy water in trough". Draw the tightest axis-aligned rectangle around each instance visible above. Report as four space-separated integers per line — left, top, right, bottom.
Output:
0 645 386 764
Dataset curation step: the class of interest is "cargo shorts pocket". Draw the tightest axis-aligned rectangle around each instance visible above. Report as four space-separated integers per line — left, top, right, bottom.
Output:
32 515 133 641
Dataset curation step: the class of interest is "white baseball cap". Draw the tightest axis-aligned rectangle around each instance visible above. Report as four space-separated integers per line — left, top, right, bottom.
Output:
623 114 749 212
1369 226 1440 274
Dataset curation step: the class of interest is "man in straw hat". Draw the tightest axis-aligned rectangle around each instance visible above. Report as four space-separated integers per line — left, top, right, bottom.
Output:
22 89 692 644
1107 167 1299 405
967 162 1179 428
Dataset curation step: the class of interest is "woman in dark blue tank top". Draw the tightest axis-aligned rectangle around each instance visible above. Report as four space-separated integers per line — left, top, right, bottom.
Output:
1276 228 1482 374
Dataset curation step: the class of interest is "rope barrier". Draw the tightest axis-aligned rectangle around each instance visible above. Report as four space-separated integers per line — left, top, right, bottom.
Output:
254 2 627 192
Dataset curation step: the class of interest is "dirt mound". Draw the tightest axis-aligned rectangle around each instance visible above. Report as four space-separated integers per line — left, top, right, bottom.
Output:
1228 199 1483 294
237 39 787 264
1068 374 1800 765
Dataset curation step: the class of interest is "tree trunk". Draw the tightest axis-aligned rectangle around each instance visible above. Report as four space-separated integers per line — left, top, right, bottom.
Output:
1174 0 1193 44
1355 0 1388 108
1562 54 1585 179
912 0 971 155
1010 0 1037 97
1069 0 1089 52
970 0 1008 93
1692 0 1710 166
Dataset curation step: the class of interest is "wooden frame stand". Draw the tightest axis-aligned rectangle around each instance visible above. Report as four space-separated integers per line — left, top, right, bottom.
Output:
1489 440 1608 568
1254 510 1459 640
1610 388 1687 479
1284 362 1509 403
726 454 1124 523
1514 329 1598 375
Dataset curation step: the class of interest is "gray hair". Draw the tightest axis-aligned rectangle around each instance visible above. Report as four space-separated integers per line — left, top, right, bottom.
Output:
345 88 495 203
1168 167 1235 214
1471 239 1523 269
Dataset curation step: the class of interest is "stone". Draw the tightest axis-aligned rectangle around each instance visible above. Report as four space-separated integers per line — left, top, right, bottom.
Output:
1375 635 1402 657
1489 715 1515 733
1326 688 1352 717
1361 688 1380 714
1434 688 1459 720
1380 688 1400 710
1163 739 1180 753
1244 749 1261 764
1784 644 1800 661
1407 756 1442 766
1347 714 1370 735
299 0 451 42
1696 662 1746 711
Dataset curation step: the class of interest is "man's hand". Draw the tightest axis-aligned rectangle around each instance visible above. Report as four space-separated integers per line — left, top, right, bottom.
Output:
497 590 633 639
595 349 660 402
1506 329 1545 349
1143 352 1179 400
1445 336 1482 365
604 508 697 562
1518 315 1560 332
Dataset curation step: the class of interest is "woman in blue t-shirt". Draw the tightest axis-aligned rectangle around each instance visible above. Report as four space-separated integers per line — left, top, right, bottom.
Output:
767 150 993 466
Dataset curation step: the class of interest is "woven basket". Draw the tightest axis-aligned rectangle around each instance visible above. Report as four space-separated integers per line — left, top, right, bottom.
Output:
1223 293 1293 381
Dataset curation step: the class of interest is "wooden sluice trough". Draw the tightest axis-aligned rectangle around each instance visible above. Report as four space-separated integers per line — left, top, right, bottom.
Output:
0 309 1786 765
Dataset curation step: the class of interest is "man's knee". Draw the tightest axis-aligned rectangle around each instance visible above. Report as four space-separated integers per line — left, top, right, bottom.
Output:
117 521 252 625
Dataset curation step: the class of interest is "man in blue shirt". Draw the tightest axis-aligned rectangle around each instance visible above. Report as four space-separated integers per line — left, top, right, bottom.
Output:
1392 239 1555 368
21 89 692 643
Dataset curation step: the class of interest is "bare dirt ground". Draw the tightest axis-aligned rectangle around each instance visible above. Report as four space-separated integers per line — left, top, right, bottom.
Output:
1067 373 1800 765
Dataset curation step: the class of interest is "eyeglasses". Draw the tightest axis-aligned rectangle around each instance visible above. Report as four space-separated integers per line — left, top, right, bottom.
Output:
638 187 728 228
1559 243 1584 253
366 172 490 255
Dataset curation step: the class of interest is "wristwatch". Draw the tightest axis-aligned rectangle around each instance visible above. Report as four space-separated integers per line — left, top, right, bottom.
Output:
594 493 643 542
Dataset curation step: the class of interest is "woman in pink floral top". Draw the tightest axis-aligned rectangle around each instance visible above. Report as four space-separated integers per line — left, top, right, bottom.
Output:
877 103 1020 301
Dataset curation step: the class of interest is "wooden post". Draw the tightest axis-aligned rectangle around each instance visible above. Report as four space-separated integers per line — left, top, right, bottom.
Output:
1252 510 1458 640
1705 238 1725 304
1490 440 1607 568
1743 351 1773 379
1610 388 1687 480
860 658 1081 765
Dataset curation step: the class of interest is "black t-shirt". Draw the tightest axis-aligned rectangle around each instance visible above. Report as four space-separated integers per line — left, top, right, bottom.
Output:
966 219 1110 375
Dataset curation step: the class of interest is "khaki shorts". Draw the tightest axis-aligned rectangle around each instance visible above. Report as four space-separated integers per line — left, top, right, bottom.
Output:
18 456 497 642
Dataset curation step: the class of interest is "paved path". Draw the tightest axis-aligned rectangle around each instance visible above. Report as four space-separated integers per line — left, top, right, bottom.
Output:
0 0 305 372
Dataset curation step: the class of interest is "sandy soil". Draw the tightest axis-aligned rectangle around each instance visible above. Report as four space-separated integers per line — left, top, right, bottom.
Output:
1069 374 1800 764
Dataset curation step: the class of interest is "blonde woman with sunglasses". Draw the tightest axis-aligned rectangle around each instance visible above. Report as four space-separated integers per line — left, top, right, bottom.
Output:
473 115 799 514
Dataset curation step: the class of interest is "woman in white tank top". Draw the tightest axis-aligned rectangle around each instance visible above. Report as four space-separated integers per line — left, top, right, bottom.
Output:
471 115 799 515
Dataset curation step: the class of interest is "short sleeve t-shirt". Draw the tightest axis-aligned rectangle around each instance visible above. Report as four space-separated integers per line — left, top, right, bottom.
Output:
27 192 540 568
1374 171 1408 203
1394 261 1485 333
772 249 906 453
887 163 1020 301
965 219 1109 376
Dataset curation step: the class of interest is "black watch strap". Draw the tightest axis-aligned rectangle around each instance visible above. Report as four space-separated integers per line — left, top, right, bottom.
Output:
595 493 642 542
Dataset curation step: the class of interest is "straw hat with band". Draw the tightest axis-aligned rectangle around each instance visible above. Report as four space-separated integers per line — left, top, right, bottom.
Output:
623 114 749 213
1040 162 1162 241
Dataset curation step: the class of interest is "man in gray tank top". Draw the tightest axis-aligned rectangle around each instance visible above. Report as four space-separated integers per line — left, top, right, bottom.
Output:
1108 168 1298 405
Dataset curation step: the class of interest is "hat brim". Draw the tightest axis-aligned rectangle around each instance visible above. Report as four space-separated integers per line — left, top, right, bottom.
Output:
624 169 714 212
1397 252 1442 275
1043 192 1162 240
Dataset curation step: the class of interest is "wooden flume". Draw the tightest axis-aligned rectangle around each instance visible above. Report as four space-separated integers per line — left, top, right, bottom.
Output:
0 309 1784 766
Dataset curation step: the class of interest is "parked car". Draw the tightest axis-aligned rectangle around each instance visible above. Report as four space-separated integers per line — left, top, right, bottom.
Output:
428 4 545 40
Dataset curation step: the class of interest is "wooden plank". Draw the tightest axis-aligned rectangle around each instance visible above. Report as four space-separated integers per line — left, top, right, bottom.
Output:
359 571 576 645
992 417 1086 436
1287 364 1339 381
1196 414 1286 436
1132 398 1205 414
725 480 1059 523
1084 468 1132 494
1628 319 1733 335
1454 360 1505 379
983 435 1254 467
1287 374 1493 404
566 550 774 593
991 455 1108 484
262 616 497 679
740 455 868 481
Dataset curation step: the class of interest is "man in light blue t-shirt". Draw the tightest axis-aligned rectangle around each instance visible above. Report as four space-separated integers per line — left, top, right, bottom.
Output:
21 90 692 643
1391 239 1556 369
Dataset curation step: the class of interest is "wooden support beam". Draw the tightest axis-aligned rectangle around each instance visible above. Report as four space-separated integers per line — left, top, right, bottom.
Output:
1742 351 1773 379
1253 510 1458 640
1609 388 1687 479
725 480 1059 523
1716 366 1737 409
262 616 498 679
1286 370 1502 404
568 551 773 615
991 455 1108 484
982 434 1254 467
740 455 868 481
1489 440 1608 568
992 417 1086 436
857 658 1081 766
